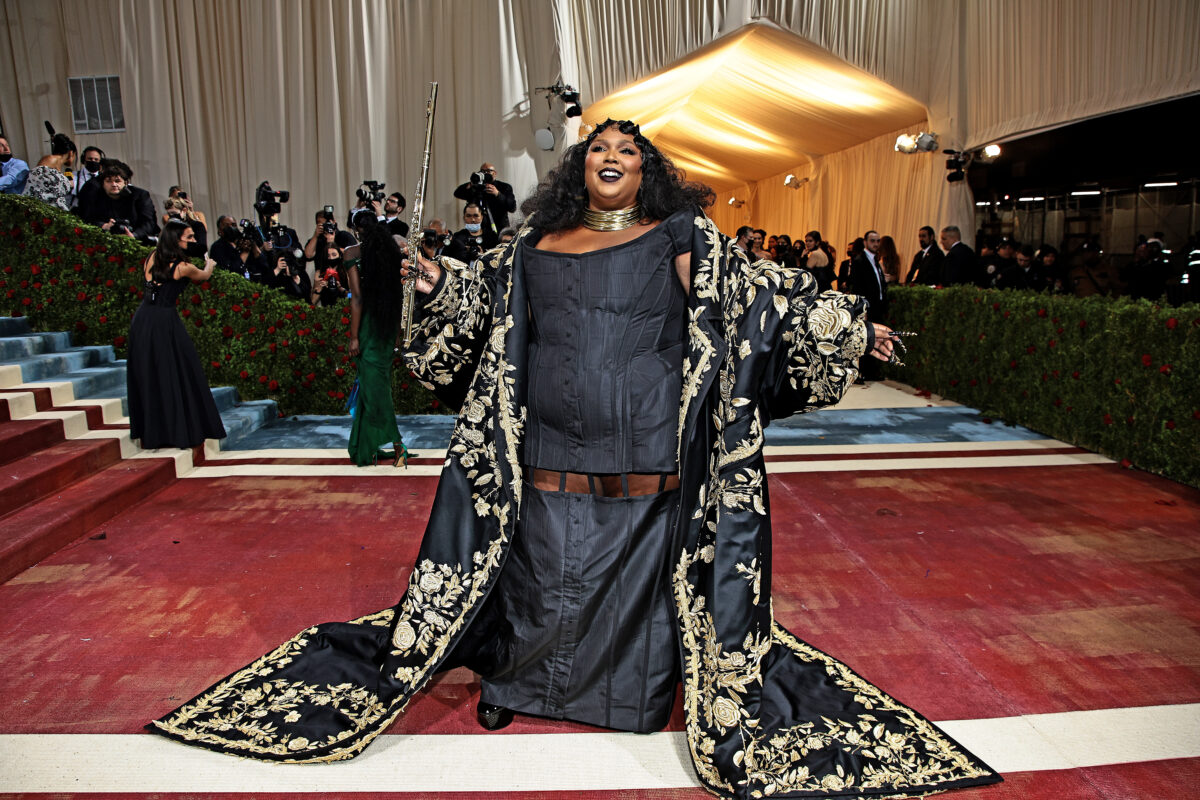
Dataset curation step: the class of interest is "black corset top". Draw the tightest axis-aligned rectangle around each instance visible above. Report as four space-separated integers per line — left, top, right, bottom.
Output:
522 208 694 474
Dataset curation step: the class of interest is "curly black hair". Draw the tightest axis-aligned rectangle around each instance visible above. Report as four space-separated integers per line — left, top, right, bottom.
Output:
520 119 714 233
353 215 405 339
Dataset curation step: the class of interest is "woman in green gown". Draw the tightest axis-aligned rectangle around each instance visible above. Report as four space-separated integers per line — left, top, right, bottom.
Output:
343 212 409 466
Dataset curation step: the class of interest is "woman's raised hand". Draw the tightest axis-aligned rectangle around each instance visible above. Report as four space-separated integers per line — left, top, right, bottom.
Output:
400 247 441 295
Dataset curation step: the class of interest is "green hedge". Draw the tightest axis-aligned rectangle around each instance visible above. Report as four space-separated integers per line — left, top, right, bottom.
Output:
0 194 444 417
884 285 1200 487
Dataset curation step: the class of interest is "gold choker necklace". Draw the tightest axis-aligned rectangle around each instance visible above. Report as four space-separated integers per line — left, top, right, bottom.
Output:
582 205 643 231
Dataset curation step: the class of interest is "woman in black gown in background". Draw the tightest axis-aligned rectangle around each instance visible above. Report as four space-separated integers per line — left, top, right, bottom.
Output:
127 218 226 449
150 122 999 800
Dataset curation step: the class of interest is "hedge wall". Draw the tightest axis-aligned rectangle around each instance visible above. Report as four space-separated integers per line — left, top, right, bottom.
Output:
884 285 1200 487
0 194 445 417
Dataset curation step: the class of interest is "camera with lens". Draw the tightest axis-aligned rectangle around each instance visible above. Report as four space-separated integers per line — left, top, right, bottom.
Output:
322 266 341 291
253 181 290 218
356 180 386 204
421 227 452 254
469 170 494 188
462 235 484 262
234 218 258 251
110 218 133 235
323 221 337 235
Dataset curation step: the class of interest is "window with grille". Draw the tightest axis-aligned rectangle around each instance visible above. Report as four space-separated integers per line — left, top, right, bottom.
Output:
67 76 125 133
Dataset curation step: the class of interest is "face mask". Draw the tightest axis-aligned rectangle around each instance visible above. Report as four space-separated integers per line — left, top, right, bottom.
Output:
465 222 481 234
84 161 101 173
0 154 11 163
185 240 206 258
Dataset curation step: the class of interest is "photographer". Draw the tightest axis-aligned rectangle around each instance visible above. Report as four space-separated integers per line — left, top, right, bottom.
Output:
210 215 269 281
304 207 357 264
310 244 350 307
452 162 514 245
420 217 467 262
163 196 207 252
250 180 303 275
268 249 312 300
76 162 159 242
381 192 409 237
451 203 491 262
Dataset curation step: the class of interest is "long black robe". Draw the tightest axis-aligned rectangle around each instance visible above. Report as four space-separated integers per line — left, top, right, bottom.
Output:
149 211 1000 799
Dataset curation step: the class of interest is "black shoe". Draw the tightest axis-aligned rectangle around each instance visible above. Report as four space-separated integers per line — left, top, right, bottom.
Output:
477 701 513 731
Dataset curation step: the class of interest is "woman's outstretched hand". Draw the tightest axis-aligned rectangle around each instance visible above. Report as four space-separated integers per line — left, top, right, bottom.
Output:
870 323 896 362
401 249 441 295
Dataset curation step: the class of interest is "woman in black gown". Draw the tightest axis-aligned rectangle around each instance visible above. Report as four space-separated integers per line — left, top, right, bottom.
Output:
127 218 226 449
150 122 999 800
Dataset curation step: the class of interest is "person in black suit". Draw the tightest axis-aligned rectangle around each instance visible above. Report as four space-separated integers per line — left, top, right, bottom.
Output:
850 230 888 323
849 230 889 381
997 245 1048 291
381 192 409 238
938 225 979 286
75 162 160 242
453 162 516 242
905 225 944 285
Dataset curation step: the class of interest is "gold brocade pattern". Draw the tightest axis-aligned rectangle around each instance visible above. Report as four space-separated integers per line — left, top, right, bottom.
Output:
153 211 995 796
150 609 396 762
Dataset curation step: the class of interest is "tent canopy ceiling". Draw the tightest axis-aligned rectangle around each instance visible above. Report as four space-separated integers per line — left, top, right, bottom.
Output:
583 22 929 192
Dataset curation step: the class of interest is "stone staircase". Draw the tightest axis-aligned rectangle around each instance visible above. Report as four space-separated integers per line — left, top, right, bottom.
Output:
0 316 277 582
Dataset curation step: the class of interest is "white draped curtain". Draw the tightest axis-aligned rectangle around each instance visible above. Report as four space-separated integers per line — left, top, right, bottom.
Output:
1 0 1197 253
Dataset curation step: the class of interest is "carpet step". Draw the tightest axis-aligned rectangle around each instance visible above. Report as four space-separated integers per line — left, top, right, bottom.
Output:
0 438 123 518
0 331 73 361
24 362 128 402
221 399 278 449
0 317 32 337
0 456 176 584
211 386 238 413
4 346 117 385
0 418 67 467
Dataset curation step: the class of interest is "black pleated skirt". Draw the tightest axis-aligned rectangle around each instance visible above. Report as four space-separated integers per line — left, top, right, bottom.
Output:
480 482 680 732
126 303 226 449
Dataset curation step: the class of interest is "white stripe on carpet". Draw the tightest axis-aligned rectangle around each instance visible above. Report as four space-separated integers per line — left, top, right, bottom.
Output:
182 451 1111 479
1 703 1196 792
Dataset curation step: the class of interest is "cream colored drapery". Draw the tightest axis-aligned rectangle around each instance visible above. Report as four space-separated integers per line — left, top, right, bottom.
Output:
2 0 1198 255
0 0 566 235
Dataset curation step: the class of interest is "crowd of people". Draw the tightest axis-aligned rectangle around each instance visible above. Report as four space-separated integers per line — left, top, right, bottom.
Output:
2 130 1193 310
730 220 1196 303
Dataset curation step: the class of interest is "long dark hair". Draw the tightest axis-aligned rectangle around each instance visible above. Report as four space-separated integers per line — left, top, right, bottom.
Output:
521 119 714 232
354 214 404 338
806 229 835 263
150 219 191 282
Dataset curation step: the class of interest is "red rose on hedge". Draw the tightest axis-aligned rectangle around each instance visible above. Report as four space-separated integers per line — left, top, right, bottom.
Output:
1141 354 1153 367
1166 420 1177 430
1166 317 1178 329
1160 364 1172 374
268 380 279 390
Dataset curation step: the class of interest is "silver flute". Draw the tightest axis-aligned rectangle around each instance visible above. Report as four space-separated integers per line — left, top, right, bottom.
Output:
401 81 438 347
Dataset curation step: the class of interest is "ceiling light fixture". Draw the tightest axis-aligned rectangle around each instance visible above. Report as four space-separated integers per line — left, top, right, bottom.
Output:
895 132 939 154
783 174 809 189
1145 181 1178 188
728 198 745 208
1071 190 1101 196
536 81 584 122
